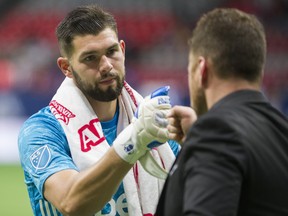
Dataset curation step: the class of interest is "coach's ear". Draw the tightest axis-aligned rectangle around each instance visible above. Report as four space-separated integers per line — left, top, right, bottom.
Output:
198 56 208 88
57 57 73 78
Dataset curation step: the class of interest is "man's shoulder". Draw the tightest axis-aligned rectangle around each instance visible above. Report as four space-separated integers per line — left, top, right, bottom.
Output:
18 106 68 155
25 106 56 122
191 107 245 137
20 106 61 134
202 98 252 125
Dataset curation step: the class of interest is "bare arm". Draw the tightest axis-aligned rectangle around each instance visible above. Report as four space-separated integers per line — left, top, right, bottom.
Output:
44 87 172 216
44 148 132 216
167 105 197 144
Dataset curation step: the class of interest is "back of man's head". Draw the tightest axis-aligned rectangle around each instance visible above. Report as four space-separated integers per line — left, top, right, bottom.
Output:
189 8 266 83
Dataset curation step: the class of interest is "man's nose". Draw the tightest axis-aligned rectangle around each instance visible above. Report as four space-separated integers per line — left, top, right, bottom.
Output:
99 55 113 74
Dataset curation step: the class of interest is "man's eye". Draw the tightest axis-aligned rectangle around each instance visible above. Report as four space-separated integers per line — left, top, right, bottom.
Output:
84 55 96 61
107 49 117 56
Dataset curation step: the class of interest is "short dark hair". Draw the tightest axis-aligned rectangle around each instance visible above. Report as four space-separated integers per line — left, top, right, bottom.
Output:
56 5 118 57
189 8 266 82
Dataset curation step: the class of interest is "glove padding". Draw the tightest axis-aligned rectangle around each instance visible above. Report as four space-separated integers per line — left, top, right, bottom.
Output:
113 86 171 167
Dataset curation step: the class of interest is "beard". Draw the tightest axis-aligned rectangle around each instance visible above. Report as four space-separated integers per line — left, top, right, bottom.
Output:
191 86 208 116
189 58 208 116
72 68 125 102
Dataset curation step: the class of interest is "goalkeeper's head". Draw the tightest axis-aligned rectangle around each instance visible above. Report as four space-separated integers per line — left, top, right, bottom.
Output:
56 5 118 58
54 5 126 103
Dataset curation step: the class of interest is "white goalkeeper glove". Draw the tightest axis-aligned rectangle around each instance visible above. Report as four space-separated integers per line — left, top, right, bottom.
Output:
113 86 171 170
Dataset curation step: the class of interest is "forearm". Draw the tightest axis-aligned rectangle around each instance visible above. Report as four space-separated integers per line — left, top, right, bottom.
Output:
47 86 172 215
48 148 132 216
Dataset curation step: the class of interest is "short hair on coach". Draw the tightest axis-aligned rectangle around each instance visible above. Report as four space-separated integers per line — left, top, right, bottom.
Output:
188 8 266 83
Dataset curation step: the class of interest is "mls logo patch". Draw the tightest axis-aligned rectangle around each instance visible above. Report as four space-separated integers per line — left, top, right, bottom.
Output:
124 144 134 155
30 145 51 170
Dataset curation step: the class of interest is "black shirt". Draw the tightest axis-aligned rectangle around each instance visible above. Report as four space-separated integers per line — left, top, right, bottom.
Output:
156 90 288 216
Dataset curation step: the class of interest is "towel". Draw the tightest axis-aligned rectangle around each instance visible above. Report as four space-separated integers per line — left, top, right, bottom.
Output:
49 77 175 215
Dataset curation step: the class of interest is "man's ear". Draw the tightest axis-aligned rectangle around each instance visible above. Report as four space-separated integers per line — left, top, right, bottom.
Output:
119 40 125 56
198 57 208 87
57 57 72 78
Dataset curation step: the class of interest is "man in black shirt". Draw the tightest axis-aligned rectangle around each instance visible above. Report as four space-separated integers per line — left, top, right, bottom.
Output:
156 8 288 216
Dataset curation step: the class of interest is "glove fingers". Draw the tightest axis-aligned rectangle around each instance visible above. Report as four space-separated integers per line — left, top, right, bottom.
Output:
154 110 169 128
139 108 169 143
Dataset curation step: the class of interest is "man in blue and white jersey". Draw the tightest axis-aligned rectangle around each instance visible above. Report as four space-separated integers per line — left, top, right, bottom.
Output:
18 4 179 216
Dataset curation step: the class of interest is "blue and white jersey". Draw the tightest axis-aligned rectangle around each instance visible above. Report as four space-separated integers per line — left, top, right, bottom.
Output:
18 106 179 216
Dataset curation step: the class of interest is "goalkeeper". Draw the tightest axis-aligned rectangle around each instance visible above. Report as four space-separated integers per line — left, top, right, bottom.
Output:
18 4 179 216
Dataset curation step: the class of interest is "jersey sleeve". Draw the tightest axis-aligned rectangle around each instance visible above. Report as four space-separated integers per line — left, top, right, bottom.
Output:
18 107 78 198
167 139 180 156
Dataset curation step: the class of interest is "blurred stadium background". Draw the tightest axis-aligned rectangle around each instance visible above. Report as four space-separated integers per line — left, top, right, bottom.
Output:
0 0 287 215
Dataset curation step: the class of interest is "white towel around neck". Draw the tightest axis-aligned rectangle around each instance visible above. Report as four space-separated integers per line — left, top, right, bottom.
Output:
49 77 175 215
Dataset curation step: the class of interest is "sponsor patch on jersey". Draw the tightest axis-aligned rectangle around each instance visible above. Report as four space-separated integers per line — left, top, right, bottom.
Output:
49 100 76 125
30 145 51 170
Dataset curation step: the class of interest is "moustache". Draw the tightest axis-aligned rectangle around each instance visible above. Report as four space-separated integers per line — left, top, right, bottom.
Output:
100 72 118 81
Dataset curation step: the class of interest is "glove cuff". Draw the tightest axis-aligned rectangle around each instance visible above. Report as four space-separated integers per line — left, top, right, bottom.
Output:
113 124 145 164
